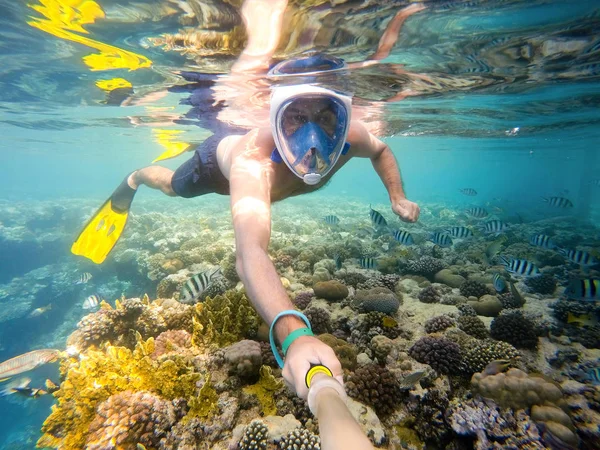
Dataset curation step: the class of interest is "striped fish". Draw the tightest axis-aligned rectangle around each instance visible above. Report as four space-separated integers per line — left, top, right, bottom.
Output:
445 226 473 239
479 220 508 234
359 257 377 270
333 253 342 270
83 294 100 310
323 215 340 225
493 273 507 293
180 267 222 304
529 234 556 250
542 196 573 208
459 188 477 196
0 350 61 380
391 229 414 245
465 207 488 218
499 256 540 277
76 272 92 284
429 232 453 248
558 248 599 267
564 279 600 302
369 205 388 229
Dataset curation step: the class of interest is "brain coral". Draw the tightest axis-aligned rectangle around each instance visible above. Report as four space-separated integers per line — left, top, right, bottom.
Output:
352 287 401 314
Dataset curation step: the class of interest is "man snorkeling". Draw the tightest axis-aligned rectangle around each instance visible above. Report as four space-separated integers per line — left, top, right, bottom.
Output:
72 2 421 400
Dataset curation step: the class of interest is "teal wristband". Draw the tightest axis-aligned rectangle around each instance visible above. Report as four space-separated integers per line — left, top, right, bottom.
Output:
282 327 314 356
269 310 312 369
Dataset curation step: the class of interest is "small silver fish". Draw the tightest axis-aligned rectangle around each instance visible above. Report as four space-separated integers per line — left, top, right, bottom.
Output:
398 369 427 390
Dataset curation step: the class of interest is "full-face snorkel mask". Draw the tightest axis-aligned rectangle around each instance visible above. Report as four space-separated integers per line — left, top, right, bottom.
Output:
268 54 352 185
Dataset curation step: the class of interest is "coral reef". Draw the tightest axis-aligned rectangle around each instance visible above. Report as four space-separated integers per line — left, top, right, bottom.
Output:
524 273 557 295
460 339 521 374
193 289 261 347
224 339 263 380
405 256 445 278
352 287 401 314
303 305 332 334
317 333 358 371
239 420 268 450
313 280 348 301
336 271 368 288
409 336 462 374
86 390 177 449
471 368 564 410
279 427 320 450
293 291 314 310
459 280 490 299
457 315 488 339
346 363 401 417
424 315 456 334
490 310 539 349
418 285 442 304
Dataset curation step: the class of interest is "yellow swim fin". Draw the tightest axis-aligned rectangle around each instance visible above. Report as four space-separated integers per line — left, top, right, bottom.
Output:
71 175 137 264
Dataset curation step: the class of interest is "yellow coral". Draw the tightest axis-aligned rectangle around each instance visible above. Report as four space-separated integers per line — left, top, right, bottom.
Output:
242 366 284 416
193 289 260 348
38 333 200 449
184 374 219 422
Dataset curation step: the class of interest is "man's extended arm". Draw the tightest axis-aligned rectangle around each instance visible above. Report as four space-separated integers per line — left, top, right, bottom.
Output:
349 121 420 222
228 129 343 398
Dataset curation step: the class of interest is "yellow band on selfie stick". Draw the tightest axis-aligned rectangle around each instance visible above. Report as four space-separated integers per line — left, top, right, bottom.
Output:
305 364 333 388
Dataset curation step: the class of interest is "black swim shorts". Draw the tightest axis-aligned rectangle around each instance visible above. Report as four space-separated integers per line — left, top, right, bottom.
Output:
171 135 230 197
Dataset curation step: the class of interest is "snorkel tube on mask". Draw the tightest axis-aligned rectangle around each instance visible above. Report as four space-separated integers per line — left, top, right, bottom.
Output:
269 54 352 185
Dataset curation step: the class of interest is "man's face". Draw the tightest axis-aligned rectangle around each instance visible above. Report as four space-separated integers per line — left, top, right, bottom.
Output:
281 97 337 137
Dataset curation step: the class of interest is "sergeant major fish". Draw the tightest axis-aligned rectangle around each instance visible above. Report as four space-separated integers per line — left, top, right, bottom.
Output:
76 272 92 284
323 215 340 225
83 294 100 310
558 248 599 267
492 273 507 293
445 226 473 239
180 267 222 304
429 232 453 248
564 279 600 302
530 234 556 250
479 220 508 234
459 188 477 196
465 207 488 218
333 253 343 271
499 256 540 277
391 229 414 246
359 257 377 270
542 196 573 208
369 205 388 230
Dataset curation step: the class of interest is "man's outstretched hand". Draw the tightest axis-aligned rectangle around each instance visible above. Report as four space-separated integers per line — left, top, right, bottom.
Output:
393 198 420 223
282 335 344 400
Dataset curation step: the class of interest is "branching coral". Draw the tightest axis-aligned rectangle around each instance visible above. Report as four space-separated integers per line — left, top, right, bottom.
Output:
193 289 260 348
38 333 201 449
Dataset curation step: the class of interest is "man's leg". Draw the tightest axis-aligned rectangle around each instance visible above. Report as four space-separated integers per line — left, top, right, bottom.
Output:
127 166 176 196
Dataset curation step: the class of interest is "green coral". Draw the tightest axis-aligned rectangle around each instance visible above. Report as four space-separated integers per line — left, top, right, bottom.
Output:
38 332 201 449
243 366 284 416
193 289 261 347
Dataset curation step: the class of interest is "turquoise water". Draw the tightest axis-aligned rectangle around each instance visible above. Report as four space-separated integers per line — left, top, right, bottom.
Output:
1 0 600 448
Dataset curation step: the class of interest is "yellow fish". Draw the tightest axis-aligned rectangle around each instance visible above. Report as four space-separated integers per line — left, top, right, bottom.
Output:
567 312 598 327
28 304 52 318
0 349 61 380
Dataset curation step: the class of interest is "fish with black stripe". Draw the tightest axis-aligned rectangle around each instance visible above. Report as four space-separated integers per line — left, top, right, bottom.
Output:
369 205 388 230
529 234 556 250
564 279 600 302
333 253 343 271
479 220 508 234
558 248 599 267
359 257 377 270
459 188 477 196
465 207 488 218
391 229 414 246
541 196 573 208
499 256 540 277
76 272 92 284
428 232 453 248
180 267 222 304
323 215 340 225
492 273 507 293
445 226 473 239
